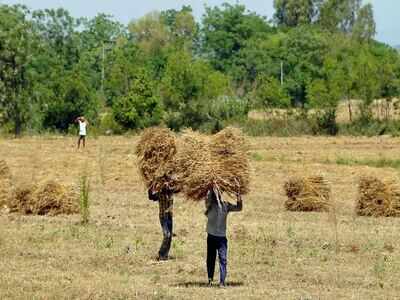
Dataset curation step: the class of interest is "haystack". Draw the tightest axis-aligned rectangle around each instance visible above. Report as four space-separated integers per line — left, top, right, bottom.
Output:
284 176 331 212
0 160 12 209
178 127 250 201
32 181 79 215
135 127 177 192
357 176 400 217
8 184 36 214
8 181 79 216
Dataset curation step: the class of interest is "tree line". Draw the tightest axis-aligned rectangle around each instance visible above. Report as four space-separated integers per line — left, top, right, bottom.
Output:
0 1 399 136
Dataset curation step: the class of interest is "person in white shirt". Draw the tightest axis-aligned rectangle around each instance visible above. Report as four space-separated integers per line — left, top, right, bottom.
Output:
75 116 89 149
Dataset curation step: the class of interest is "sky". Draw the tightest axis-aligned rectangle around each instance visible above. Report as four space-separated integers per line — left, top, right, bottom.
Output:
1 0 398 46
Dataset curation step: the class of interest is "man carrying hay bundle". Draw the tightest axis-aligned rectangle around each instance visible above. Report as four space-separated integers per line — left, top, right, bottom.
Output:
148 183 179 261
175 127 249 286
205 186 243 287
136 127 179 261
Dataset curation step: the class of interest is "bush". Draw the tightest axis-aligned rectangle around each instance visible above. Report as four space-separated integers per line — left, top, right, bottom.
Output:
310 110 338 136
237 117 315 137
339 119 400 136
112 69 163 130
210 96 249 121
98 112 124 135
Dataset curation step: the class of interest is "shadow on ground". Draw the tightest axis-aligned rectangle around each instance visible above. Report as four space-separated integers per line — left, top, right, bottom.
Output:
174 281 244 288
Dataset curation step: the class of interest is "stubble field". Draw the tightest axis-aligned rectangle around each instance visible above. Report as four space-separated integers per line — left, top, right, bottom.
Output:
1 135 400 299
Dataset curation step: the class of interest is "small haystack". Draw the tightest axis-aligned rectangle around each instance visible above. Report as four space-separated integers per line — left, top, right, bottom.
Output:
357 176 400 217
284 176 331 212
135 127 177 192
32 181 79 215
0 160 12 209
8 181 79 216
8 184 36 214
179 127 250 201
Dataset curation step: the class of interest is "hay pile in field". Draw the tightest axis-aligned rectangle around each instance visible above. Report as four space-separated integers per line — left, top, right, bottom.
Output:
284 176 331 212
8 184 36 214
0 160 12 209
179 127 250 201
357 176 400 217
8 181 79 216
135 127 177 192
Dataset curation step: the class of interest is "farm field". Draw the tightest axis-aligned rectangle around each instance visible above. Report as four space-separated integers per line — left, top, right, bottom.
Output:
1 135 400 299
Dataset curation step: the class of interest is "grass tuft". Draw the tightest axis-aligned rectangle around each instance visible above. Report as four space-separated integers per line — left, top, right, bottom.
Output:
79 173 90 225
335 157 400 169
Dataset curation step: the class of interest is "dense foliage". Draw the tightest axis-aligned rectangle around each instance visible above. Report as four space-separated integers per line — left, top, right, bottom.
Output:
0 2 399 135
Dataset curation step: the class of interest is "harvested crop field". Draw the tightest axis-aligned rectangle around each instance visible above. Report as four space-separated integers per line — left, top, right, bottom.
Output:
1 135 400 299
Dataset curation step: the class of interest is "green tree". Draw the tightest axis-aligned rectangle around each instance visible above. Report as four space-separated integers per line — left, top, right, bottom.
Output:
252 75 290 110
274 0 320 27
32 8 83 69
319 0 362 33
161 50 230 129
129 11 170 55
42 69 98 131
112 69 162 129
352 3 376 42
0 5 38 135
201 3 272 72
281 26 330 106
161 6 198 50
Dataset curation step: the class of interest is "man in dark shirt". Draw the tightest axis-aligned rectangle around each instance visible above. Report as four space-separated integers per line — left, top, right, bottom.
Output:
148 186 174 261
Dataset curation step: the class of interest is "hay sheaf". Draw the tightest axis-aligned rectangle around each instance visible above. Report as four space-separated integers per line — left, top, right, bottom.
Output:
172 129 210 193
284 176 331 212
357 176 400 217
8 181 79 216
180 127 250 201
0 160 12 209
136 127 177 192
8 184 36 214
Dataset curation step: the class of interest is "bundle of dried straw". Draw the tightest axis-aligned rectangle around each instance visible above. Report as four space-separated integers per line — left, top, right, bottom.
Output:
8 181 79 216
284 176 331 212
357 176 400 217
177 127 250 201
136 127 177 192
0 160 12 209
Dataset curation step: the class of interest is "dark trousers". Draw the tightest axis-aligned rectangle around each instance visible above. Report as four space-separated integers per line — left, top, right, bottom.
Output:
207 234 228 284
77 135 86 148
159 213 173 259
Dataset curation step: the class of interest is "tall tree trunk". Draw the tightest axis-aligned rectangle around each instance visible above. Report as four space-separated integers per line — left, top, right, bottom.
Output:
347 97 353 123
14 117 22 137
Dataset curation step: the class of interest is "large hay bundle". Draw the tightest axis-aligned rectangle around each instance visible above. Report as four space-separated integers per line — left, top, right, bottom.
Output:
357 176 400 217
8 181 79 216
284 176 331 212
178 127 250 201
135 127 177 192
172 129 209 193
0 160 12 209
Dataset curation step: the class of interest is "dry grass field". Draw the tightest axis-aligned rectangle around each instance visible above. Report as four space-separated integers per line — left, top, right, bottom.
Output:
1 135 400 299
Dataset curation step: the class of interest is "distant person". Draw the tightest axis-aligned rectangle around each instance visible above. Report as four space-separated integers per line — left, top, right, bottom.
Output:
75 116 89 149
148 183 179 261
205 187 243 287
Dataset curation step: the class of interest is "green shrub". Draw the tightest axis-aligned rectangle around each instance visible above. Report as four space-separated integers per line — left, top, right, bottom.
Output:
98 112 124 135
112 69 163 130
